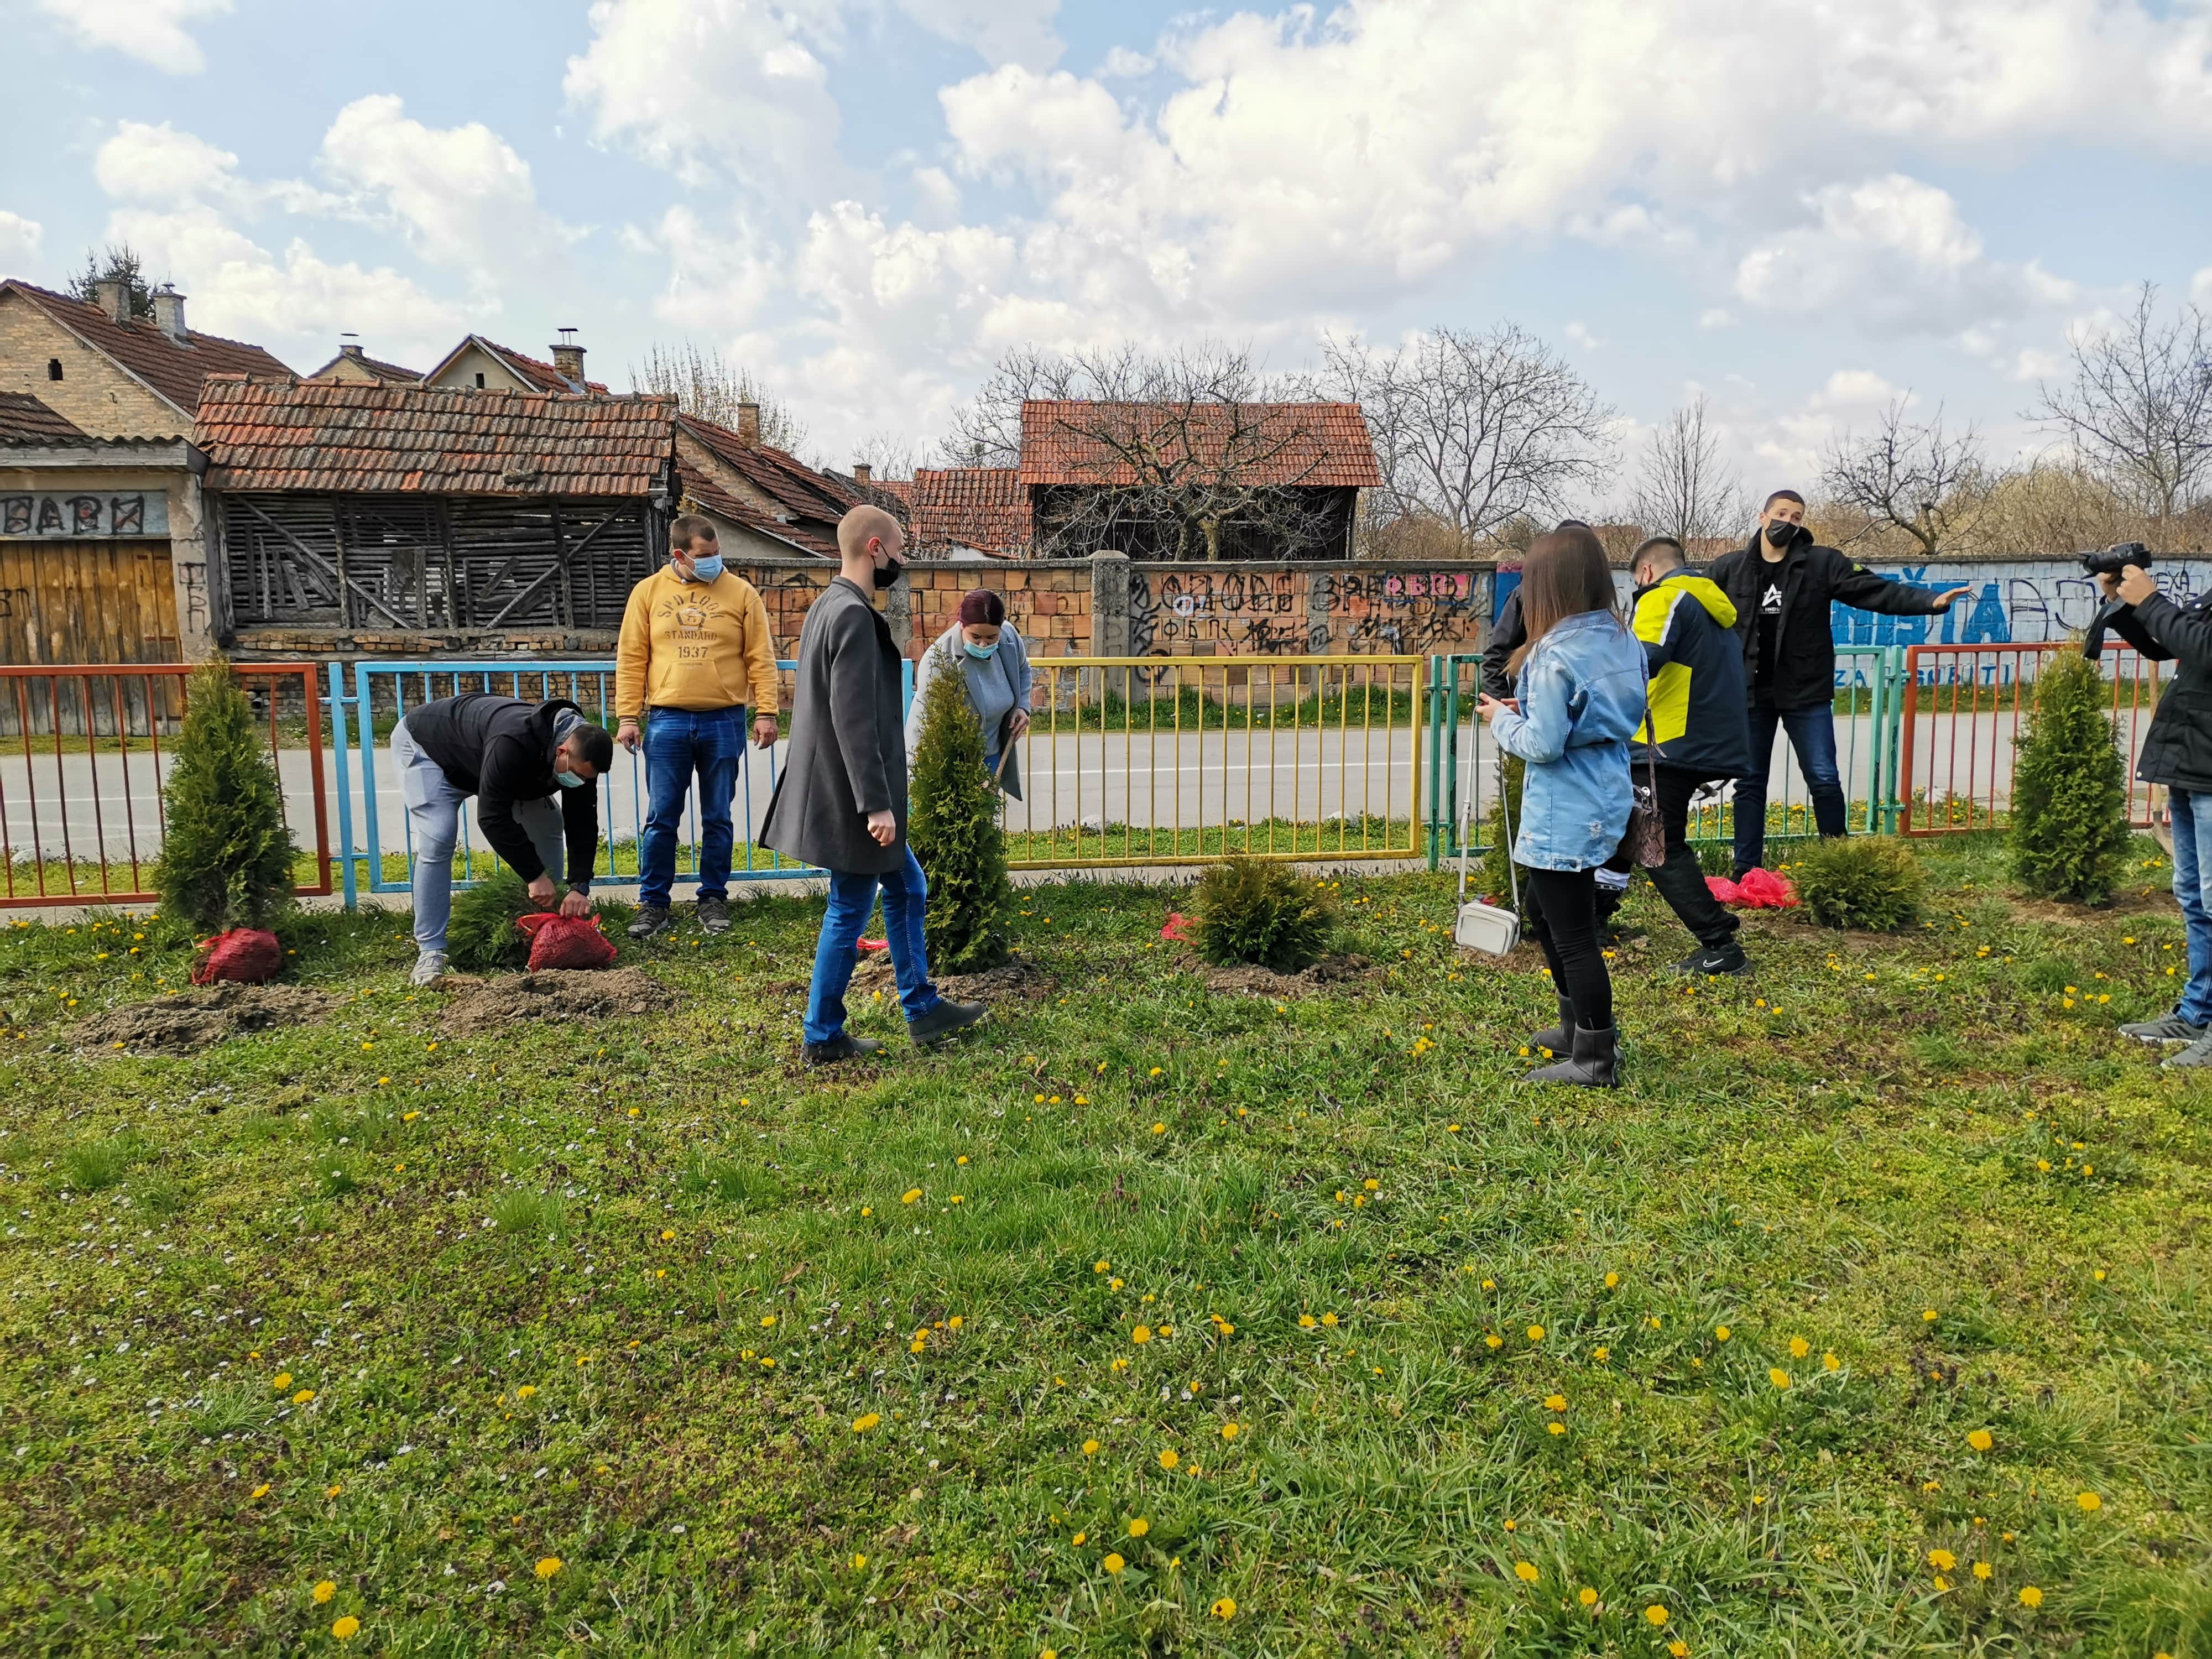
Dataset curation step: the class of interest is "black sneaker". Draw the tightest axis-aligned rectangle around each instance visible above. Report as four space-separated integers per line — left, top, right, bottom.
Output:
1673 941 1750 977
803 1032 881 1066
696 895 732 935
909 998 987 1046
627 905 671 941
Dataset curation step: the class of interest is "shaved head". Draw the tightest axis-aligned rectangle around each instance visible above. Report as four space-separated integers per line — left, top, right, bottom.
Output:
837 505 904 561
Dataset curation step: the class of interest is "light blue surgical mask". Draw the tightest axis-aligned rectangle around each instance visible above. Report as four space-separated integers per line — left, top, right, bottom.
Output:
963 640 999 661
555 769 586 789
683 552 724 582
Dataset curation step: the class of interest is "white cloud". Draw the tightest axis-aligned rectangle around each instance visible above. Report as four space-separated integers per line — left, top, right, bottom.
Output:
644 205 781 331
33 0 231 74
317 95 582 285
1098 46 1154 78
1563 321 1601 351
0 211 43 265
1698 308 1734 330
891 0 1059 69
2011 346 2066 381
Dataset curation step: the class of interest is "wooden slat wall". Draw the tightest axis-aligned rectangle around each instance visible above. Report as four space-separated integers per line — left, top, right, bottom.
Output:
0 540 180 665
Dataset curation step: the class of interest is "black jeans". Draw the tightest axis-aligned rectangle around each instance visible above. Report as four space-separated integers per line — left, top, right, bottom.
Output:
1648 765 1740 950
1524 866 1613 1033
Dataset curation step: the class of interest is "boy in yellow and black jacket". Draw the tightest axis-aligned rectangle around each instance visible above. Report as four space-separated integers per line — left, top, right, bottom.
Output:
1627 537 1755 976
613 514 783 938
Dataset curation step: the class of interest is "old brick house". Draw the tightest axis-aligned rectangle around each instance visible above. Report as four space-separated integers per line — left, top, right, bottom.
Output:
0 278 290 661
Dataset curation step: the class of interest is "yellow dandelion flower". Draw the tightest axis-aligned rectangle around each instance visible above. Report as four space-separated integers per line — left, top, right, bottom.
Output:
1072 1532 1086 1546
1788 1337 1810 1358
1822 1352 1841 1370
1212 1597 1237 1620
2019 1586 2043 1608
1928 1549 1956 1572
249 1484 270 1500
2077 1491 2101 1512
852 1413 880 1432
1543 1394 1567 1411
1645 1604 1669 1626
1527 1324 1545 1342
1972 1561 1991 1580
1594 1345 1610 1361
1715 1325 1731 1342
1966 1428 1992 1452
535 1557 562 1579
901 1189 922 1204
332 1616 360 1641
1128 1517 1149 1537
516 1385 538 1400
1103 1553 1125 1574
1547 1422 1566 1436
312 1580 336 1604
1668 1644 1688 1659
1513 1561 1539 1583
1159 1449 1180 1470
1132 1325 1152 1344
273 1373 293 1390
293 1390 315 1405
1220 1422 1240 1439
1485 1333 1504 1349
1769 1369 1791 1389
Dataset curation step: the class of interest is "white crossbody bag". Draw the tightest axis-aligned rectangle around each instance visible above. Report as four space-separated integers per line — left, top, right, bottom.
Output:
1454 718 1521 956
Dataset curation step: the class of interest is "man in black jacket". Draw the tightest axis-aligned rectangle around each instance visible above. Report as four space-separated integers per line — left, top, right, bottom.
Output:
2102 561 2212 1066
1709 490 1970 877
760 505 985 1065
389 694 614 985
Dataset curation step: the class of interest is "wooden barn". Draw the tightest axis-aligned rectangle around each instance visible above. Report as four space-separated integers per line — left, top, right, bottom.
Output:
194 377 677 656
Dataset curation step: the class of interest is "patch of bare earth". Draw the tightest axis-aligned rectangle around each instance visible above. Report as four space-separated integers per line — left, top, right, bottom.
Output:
76 984 340 1056
439 968 667 1035
848 949 1054 1003
1196 952 1383 998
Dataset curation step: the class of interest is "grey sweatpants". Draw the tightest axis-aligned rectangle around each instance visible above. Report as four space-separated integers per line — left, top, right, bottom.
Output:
390 716 564 954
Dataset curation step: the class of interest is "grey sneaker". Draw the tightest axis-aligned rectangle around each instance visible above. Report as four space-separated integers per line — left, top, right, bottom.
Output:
2162 1033 2212 1069
696 894 732 935
409 950 448 988
627 905 671 941
2119 1014 2205 1044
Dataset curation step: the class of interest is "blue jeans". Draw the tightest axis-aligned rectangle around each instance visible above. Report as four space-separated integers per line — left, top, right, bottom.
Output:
804 845 943 1045
2169 788 2212 1026
638 707 745 908
1733 702 1845 875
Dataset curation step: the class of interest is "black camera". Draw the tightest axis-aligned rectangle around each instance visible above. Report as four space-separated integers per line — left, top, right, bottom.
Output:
2080 541 2151 578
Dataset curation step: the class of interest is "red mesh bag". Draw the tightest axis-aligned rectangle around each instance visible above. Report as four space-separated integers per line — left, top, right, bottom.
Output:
191 927 283 985
1161 911 1194 943
1703 875 1743 906
515 912 619 971
1737 867 1799 909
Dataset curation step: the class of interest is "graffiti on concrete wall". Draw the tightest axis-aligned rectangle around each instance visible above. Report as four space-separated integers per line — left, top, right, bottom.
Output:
1324 569 1484 654
1130 568 1306 655
1837 561 2212 651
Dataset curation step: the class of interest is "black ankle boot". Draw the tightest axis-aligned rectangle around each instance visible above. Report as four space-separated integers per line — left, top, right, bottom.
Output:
1521 1025 1618 1088
1523 996 1575 1057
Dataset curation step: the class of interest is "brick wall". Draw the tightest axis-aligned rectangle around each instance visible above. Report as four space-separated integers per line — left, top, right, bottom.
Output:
0 293 185 439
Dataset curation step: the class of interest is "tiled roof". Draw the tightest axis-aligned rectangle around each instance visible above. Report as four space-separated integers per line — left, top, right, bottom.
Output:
679 470 839 557
678 414 883 531
305 348 424 384
910 467 1031 555
0 392 91 444
868 476 915 507
1018 399 1381 489
423 335 609 396
3 279 293 418
195 376 675 496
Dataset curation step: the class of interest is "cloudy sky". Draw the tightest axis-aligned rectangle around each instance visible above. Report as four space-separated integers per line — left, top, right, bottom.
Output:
6 0 2209 498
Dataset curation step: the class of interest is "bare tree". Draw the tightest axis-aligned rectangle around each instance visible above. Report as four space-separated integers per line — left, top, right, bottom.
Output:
630 342 807 453
937 342 1213 468
1820 397 1994 558
2032 282 2212 535
1321 325 1619 546
848 431 918 481
1626 394 1746 547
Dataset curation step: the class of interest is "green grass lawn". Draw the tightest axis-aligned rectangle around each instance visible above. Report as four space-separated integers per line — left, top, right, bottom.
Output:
1 836 2207 1656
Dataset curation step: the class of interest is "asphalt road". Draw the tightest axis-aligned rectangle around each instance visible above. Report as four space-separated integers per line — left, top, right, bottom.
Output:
1 714 1947 865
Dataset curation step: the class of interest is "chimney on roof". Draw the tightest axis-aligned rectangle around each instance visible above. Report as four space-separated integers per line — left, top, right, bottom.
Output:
852 462 872 484
150 284 187 342
551 327 586 387
338 331 365 362
736 401 760 447
93 279 131 325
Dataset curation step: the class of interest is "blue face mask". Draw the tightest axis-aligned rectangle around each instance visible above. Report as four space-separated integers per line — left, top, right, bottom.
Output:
555 769 586 789
682 552 724 582
963 639 999 661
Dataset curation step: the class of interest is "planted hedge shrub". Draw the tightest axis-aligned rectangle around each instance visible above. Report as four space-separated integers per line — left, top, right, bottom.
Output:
1791 836 1924 931
2010 649 2131 905
1191 855 1340 973
152 654 295 935
907 644 1013 973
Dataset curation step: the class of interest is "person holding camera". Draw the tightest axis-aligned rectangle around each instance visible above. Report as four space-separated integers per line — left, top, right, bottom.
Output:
1708 491 1971 877
2100 559 2212 1067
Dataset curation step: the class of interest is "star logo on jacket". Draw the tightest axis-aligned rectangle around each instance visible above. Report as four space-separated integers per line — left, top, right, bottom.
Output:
1761 584 1783 613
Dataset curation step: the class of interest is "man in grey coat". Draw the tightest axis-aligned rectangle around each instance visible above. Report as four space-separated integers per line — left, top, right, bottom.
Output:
759 504 986 1065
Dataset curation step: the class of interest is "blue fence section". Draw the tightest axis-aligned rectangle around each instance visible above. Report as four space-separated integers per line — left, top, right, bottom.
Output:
326 658 911 906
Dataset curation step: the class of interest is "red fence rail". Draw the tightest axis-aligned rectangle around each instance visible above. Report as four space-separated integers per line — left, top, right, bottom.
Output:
0 662 331 908
1898 641 2167 835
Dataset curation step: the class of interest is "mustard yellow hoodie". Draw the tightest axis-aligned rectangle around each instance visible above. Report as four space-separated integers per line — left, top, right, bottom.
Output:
614 566 781 719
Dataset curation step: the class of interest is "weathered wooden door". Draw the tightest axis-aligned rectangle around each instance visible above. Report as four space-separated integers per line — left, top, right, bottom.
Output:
0 539 180 665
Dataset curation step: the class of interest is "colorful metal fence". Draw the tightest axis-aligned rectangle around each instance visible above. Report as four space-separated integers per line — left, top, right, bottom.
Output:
1898 641 2169 834
0 661 332 908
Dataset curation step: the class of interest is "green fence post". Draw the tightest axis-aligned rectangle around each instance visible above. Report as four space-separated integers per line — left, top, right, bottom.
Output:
1425 655 1443 870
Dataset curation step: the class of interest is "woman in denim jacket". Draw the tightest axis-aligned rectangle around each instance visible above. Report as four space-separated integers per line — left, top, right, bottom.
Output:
1477 524 1647 1086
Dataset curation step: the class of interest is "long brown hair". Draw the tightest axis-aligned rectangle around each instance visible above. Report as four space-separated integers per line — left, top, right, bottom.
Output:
1507 524 1619 678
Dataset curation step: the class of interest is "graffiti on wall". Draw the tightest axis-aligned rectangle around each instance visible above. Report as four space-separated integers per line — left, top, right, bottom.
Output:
1837 562 2212 650
1130 568 1306 655
0 492 170 539
1324 569 1484 654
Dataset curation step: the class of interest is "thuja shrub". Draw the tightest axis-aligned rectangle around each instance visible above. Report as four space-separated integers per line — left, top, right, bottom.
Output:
152 653 295 935
2010 650 2131 905
446 865 535 971
908 644 1013 974
1791 836 1925 931
1191 855 1340 973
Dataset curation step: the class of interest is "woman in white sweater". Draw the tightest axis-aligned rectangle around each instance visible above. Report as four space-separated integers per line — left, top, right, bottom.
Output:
905 588 1032 799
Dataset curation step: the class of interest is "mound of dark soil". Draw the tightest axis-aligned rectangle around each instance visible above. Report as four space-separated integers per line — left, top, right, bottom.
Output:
440 967 667 1035
77 984 339 1056
1197 952 1383 999
938 955 1055 1002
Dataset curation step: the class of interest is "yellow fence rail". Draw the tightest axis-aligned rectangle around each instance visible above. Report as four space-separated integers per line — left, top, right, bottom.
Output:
1002 655 1426 869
